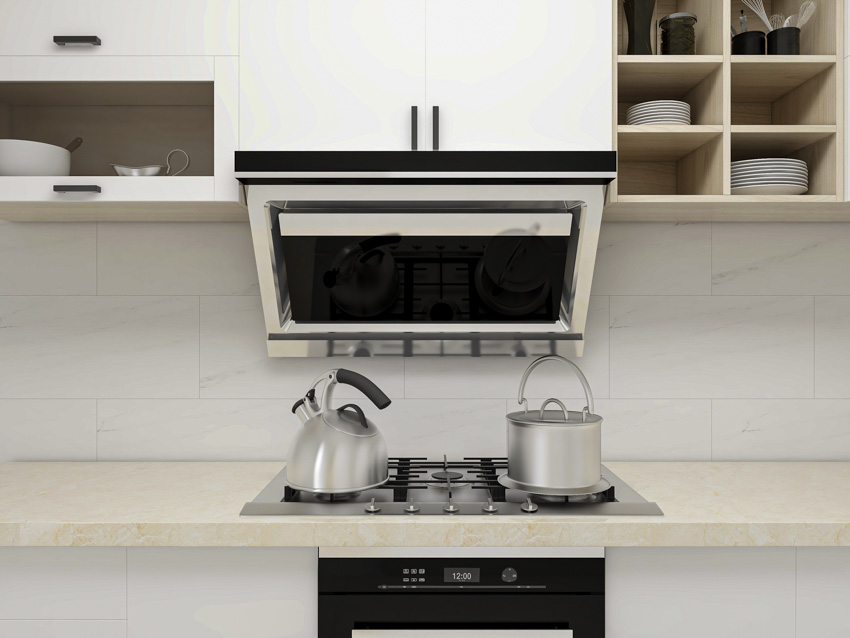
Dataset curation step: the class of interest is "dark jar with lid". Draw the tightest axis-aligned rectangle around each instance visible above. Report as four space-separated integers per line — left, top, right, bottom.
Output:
660 12 697 55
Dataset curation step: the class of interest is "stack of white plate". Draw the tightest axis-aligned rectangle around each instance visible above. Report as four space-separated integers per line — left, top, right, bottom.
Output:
626 100 691 125
731 158 809 195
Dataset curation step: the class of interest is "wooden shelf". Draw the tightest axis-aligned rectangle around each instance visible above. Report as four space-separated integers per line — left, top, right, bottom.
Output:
731 125 837 159
618 56 723 103
731 56 836 102
618 125 723 161
605 197 850 222
0 201 248 222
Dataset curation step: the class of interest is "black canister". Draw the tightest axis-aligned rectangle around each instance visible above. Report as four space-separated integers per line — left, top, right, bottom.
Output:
660 12 697 55
767 26 800 55
732 31 766 55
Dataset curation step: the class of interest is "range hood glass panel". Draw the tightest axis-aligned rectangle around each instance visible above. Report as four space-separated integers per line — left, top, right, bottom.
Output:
281 233 569 323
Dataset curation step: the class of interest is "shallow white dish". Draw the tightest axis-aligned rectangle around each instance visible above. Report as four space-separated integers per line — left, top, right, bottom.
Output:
628 100 690 112
627 118 691 125
733 172 808 180
732 158 807 168
0 139 71 176
732 180 809 188
111 164 164 176
628 106 690 115
627 113 691 121
731 183 808 195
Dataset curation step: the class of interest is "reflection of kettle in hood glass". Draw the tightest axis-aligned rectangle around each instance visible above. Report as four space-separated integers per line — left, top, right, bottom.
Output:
285 368 392 494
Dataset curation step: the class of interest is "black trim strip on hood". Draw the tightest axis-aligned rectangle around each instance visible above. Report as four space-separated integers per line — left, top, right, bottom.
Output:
237 177 614 185
235 150 616 173
268 332 583 341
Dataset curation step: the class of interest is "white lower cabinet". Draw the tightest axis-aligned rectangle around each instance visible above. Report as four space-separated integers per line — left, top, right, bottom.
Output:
0 547 126 622
0 621 126 638
606 547 797 638
796 548 850 637
127 547 318 638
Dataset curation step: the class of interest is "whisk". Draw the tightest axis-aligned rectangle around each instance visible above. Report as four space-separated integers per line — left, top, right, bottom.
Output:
797 0 816 28
741 0 773 31
769 13 785 30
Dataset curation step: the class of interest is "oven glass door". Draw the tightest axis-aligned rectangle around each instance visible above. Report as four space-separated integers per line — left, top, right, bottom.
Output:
277 202 575 325
354 631 573 638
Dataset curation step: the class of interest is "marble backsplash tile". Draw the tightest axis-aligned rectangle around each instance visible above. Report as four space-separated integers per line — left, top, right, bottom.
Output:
0 221 96 295
0 296 200 399
97 222 259 296
0 400 96 463
610 295 814 399
199 296 405 399
712 223 850 296
0 221 848 462
592 222 711 295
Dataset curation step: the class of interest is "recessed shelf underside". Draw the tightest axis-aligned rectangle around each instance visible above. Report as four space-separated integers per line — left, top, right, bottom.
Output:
618 56 723 103
730 57 836 102
0 201 248 222
618 125 723 161
731 125 837 159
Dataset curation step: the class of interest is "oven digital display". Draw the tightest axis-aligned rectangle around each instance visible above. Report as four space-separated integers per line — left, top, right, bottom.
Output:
444 568 480 583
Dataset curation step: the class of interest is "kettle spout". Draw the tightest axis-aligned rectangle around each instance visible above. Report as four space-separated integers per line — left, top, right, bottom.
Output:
291 389 320 424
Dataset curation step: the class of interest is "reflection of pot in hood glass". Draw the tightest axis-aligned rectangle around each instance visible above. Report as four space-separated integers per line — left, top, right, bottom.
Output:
322 235 401 318
475 234 553 317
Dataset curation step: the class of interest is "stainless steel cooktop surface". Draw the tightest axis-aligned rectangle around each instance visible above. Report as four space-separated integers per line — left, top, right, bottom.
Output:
240 457 663 517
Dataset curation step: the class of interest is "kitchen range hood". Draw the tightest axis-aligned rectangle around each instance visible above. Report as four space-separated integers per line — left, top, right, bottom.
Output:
237 150 615 357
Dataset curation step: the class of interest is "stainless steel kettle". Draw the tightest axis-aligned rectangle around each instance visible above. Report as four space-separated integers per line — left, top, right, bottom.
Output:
285 368 392 494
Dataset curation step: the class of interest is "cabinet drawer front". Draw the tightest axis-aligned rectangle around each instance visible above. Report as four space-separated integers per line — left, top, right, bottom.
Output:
0 177 215 201
0 0 237 56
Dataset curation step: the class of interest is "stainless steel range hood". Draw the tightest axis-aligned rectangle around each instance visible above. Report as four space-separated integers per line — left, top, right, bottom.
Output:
237 151 615 358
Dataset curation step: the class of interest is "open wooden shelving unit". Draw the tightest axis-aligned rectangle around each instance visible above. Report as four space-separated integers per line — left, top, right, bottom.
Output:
606 0 847 221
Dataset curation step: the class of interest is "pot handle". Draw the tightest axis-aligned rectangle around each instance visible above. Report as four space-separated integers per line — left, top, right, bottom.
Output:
166 148 190 176
538 398 568 421
517 354 594 415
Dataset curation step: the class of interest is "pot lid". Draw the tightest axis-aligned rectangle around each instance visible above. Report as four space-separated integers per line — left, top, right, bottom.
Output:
659 12 698 26
507 407 602 427
322 404 379 437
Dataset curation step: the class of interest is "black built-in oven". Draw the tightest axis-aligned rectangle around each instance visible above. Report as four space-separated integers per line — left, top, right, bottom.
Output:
319 556 604 638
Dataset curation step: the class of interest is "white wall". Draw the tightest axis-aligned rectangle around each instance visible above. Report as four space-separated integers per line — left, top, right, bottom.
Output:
1 220 850 463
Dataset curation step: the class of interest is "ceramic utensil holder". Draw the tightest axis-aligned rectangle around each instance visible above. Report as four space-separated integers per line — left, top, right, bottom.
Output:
767 26 800 54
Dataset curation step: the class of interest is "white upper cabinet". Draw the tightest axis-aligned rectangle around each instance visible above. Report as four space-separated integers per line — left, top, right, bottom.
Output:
0 0 237 56
240 0 426 151
424 0 613 151
239 0 612 152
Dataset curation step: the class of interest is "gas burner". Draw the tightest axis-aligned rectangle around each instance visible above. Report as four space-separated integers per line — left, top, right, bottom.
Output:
314 491 361 502
431 470 463 482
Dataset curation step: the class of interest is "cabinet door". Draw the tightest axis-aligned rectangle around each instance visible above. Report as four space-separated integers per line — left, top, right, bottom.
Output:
425 0 613 151
0 0 237 56
240 0 426 151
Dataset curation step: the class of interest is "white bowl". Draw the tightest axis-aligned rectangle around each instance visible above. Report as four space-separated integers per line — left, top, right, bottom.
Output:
0 139 71 176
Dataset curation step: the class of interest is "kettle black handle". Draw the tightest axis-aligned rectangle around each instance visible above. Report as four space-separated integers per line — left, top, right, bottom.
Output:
336 369 392 410
338 403 369 429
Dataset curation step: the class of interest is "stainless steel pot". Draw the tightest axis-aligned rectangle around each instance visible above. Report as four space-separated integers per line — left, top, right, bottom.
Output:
503 355 602 492
285 368 391 494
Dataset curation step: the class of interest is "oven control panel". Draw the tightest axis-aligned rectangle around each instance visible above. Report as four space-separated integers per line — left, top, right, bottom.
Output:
318 558 603 594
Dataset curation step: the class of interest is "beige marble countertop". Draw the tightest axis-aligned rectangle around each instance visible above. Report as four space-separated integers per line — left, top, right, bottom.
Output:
0 461 848 547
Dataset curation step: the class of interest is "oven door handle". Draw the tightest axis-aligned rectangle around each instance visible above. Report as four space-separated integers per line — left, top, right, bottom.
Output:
353 631 573 638
278 212 573 237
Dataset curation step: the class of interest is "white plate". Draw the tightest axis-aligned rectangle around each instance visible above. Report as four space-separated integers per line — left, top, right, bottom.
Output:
627 119 692 126
732 158 807 168
731 184 809 195
628 106 691 115
628 100 690 111
627 114 691 122
732 180 809 188
732 170 809 178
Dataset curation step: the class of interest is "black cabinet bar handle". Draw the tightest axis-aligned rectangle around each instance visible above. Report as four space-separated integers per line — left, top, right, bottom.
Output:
54 36 102 46
432 105 440 150
410 106 418 151
54 185 101 193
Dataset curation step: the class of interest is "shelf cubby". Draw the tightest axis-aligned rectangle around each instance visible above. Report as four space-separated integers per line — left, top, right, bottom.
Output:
618 0 724 55
731 0 837 55
618 134 724 196
0 81 214 177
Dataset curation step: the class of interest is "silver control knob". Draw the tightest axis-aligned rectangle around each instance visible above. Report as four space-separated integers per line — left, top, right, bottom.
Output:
482 497 499 513
501 567 518 583
404 501 420 513
365 498 381 513
520 497 538 513
443 499 460 513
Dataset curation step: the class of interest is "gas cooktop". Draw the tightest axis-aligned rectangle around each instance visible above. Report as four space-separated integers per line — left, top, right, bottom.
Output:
240 457 663 517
